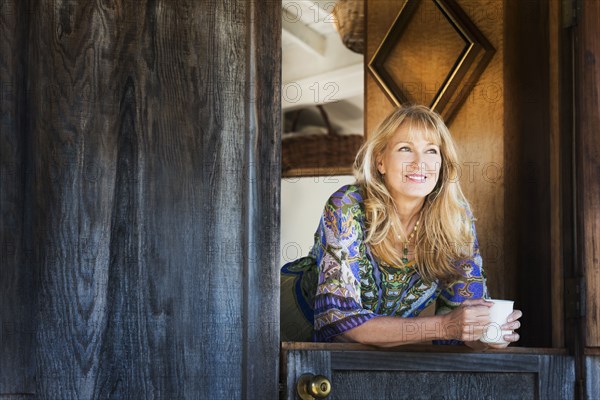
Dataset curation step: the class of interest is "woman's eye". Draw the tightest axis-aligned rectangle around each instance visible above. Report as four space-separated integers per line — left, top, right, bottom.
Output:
399 146 411 152
426 148 439 154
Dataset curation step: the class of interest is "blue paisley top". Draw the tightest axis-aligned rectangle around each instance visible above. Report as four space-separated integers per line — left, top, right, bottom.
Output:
282 184 488 343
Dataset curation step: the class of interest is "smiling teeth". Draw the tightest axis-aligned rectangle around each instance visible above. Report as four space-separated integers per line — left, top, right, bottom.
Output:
407 174 426 181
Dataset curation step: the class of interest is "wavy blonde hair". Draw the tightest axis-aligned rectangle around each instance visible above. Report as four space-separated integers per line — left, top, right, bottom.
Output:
353 105 474 283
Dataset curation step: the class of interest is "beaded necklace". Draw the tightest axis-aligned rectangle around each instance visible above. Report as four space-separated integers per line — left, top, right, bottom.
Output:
400 217 420 264
392 201 421 264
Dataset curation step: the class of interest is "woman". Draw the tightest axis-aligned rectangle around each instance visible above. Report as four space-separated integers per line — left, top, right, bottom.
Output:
285 105 522 349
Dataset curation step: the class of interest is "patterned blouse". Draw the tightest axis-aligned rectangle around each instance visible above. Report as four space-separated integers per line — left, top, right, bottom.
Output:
283 183 488 343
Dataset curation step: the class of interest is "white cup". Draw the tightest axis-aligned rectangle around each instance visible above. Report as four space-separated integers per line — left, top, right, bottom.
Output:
480 299 514 344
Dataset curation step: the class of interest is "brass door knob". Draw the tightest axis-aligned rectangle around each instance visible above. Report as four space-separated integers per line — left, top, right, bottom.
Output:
296 373 332 399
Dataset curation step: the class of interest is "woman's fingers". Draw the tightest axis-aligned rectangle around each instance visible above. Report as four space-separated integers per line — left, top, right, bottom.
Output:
486 342 509 349
447 299 521 342
506 309 523 323
501 309 523 329
501 320 521 330
462 298 493 308
461 300 492 319
503 332 520 342
476 308 523 347
479 332 520 349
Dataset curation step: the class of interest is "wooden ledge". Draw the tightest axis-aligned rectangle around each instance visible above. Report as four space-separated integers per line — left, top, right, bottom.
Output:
281 341 568 355
585 347 600 356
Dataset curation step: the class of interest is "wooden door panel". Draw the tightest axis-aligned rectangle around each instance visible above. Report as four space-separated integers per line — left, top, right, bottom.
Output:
333 371 536 399
0 1 280 398
282 343 574 400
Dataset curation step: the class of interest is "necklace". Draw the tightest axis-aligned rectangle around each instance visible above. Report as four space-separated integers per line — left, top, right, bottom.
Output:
400 217 420 264
391 201 422 264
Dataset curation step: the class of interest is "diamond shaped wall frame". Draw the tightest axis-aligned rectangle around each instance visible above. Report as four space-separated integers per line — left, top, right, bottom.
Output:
368 0 495 122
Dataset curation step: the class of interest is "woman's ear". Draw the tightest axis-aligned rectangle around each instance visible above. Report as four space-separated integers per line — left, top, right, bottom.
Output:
376 156 385 175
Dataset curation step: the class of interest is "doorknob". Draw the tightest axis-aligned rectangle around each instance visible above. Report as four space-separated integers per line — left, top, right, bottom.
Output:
296 373 332 399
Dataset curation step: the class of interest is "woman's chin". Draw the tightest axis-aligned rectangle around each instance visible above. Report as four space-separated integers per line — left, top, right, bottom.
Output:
394 187 436 201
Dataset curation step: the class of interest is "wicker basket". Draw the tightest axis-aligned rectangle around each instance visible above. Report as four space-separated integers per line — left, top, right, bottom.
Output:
333 0 365 54
282 105 364 177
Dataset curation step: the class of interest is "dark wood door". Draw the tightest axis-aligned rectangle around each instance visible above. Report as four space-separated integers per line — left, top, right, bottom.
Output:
282 343 574 399
0 1 280 398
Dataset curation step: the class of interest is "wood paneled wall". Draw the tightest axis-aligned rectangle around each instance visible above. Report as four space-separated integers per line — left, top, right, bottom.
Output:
366 0 508 311
0 1 280 398
366 0 557 347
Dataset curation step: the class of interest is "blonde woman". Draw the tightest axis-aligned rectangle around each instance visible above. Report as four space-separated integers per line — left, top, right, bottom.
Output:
282 105 522 349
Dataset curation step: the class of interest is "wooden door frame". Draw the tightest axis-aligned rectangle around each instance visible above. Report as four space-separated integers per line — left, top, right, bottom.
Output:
572 0 600 398
277 0 592 397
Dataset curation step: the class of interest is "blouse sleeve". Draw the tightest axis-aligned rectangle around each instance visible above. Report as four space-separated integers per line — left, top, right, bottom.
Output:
434 208 488 345
312 187 379 342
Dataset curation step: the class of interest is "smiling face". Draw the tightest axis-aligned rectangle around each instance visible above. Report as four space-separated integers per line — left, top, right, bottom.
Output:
376 122 442 203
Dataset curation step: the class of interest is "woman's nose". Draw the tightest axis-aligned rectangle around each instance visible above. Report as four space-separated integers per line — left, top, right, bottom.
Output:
411 153 426 171
403 159 419 173
406 156 433 174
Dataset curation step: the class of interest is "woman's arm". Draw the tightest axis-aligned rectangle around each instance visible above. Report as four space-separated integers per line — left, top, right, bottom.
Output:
338 299 493 347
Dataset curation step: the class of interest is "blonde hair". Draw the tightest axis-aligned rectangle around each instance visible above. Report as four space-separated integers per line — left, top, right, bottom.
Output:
353 105 474 283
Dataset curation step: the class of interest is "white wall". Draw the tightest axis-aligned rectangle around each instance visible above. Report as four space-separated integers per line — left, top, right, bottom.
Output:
280 1 363 268
280 175 356 266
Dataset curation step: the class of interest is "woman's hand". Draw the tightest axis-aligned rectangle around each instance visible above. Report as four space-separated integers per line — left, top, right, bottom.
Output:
442 299 492 342
484 309 523 349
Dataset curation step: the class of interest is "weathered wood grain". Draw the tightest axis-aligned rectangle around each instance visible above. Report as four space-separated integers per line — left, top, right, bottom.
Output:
243 0 282 396
572 1 600 395
0 0 36 395
539 354 575 399
332 371 536 399
548 0 565 349
574 0 600 349
331 350 539 372
586 356 600 398
283 348 331 400
3 0 282 398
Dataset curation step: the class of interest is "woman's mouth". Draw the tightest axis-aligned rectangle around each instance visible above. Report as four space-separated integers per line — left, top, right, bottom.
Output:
405 173 427 183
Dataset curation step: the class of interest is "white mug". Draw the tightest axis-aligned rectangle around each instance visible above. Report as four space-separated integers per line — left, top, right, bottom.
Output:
480 299 514 344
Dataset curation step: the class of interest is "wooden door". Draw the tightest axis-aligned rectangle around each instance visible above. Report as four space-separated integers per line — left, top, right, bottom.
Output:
0 1 280 398
282 343 574 399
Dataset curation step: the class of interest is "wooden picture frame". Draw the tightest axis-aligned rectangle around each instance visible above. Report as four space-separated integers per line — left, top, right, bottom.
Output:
368 0 495 122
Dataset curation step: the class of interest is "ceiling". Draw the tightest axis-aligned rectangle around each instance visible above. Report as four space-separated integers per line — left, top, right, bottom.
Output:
282 0 364 134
